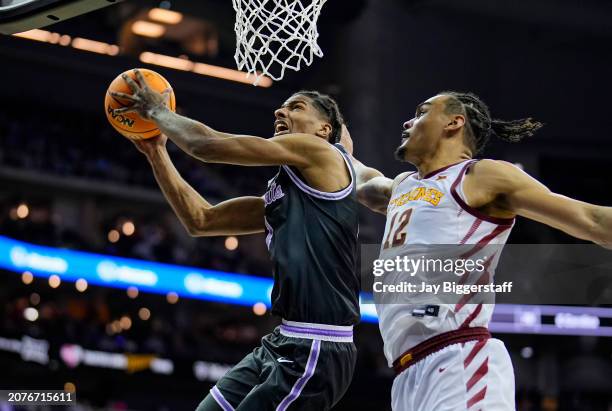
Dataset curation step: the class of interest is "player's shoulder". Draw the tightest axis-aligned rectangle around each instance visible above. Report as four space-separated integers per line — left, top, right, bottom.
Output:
469 159 522 177
391 171 416 192
466 159 527 193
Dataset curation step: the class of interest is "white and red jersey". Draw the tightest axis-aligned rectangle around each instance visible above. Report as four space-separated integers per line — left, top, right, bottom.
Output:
376 159 515 366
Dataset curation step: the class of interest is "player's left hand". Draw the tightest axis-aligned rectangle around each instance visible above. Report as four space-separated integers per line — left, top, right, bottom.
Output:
110 69 171 120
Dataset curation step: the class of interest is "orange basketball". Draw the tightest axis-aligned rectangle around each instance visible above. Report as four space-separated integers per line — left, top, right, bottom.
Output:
104 68 176 140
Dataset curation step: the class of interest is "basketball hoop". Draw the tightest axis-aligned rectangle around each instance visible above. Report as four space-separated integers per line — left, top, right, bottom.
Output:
232 0 327 85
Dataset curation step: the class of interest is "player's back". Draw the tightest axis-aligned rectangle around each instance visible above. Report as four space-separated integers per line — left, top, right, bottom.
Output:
377 159 514 365
264 143 360 326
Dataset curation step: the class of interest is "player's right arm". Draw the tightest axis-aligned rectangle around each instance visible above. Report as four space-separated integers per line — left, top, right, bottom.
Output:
339 125 394 214
135 135 265 237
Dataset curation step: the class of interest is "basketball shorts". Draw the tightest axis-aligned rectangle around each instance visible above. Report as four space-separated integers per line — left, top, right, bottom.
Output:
391 337 515 411
196 320 356 411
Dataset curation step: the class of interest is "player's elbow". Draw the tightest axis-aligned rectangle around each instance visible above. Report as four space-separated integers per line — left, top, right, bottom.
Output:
589 206 612 247
357 183 389 215
183 209 212 237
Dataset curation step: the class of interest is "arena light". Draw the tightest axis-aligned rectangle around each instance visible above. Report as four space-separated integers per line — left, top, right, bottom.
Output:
148 8 183 25
13 29 54 42
119 316 132 330
49 275 61 288
108 229 120 243
138 307 151 321
166 292 179 304
72 37 119 56
75 278 88 292
24 307 39 322
64 382 76 394
253 302 267 316
127 286 139 299
131 20 166 38
121 221 135 236
13 29 118 55
140 52 194 71
12 31 269 87
21 271 33 285
193 62 272 87
139 52 272 87
225 236 239 251
58 35 72 46
16 203 29 219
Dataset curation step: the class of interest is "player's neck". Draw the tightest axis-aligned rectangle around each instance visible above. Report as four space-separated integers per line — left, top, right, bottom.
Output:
414 153 471 179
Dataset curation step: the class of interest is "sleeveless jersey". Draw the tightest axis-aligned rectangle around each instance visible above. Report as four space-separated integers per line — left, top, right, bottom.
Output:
264 144 360 326
376 160 515 366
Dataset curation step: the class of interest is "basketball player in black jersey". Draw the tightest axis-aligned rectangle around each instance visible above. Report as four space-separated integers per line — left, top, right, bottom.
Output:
111 70 360 411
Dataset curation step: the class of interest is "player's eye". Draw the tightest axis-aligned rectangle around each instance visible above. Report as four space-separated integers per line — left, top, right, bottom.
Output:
416 109 426 117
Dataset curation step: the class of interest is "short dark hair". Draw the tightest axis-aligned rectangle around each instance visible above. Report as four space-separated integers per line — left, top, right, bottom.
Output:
294 90 344 144
441 91 544 154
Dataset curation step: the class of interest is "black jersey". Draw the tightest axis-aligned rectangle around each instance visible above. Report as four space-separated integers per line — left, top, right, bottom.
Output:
263 144 360 326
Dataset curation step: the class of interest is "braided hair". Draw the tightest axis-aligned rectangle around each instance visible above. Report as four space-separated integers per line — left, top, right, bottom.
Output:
441 91 543 154
294 90 344 144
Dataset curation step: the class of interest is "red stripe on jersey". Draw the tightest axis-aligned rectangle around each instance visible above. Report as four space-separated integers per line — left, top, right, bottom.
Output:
467 386 487 409
460 219 483 244
451 160 514 226
455 268 491 312
459 303 483 329
454 256 494 312
466 357 489 391
464 339 487 368
461 225 509 259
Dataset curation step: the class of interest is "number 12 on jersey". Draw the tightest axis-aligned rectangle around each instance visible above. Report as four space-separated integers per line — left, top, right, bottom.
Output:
383 209 413 249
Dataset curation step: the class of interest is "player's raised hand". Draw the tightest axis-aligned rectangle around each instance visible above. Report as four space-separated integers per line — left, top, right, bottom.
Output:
339 124 354 155
132 133 168 157
110 69 172 120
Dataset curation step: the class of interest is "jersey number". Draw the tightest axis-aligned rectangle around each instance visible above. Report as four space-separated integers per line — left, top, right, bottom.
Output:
383 209 413 249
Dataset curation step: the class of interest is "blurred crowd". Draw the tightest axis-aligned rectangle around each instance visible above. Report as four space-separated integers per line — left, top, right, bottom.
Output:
0 102 274 201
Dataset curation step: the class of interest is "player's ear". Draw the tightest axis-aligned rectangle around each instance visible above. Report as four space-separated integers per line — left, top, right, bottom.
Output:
317 122 332 140
444 114 465 132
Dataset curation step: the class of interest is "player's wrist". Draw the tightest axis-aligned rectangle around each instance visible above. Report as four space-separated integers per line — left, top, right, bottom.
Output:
143 143 167 161
148 104 171 121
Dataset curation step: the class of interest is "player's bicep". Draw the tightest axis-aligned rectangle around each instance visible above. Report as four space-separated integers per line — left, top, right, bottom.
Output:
500 169 599 241
195 196 266 236
510 186 596 237
191 133 316 167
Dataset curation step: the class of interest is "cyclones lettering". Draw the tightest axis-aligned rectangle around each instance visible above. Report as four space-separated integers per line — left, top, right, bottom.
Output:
390 186 444 207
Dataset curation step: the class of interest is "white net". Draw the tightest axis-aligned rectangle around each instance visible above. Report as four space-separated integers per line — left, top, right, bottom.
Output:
232 0 327 85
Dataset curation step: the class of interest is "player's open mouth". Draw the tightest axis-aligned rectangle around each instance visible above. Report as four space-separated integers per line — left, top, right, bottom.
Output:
274 121 290 135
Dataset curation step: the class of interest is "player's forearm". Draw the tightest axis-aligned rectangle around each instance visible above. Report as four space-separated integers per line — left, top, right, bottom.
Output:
347 155 391 214
145 146 212 235
150 106 230 161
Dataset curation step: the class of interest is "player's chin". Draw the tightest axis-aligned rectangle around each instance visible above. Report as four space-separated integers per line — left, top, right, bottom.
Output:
394 145 409 162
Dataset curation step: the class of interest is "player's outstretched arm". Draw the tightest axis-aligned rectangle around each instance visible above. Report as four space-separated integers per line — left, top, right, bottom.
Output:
464 160 612 247
111 69 333 168
339 125 393 214
134 135 265 237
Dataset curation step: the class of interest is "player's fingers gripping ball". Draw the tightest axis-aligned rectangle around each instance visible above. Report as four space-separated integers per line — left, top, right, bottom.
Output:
104 68 176 140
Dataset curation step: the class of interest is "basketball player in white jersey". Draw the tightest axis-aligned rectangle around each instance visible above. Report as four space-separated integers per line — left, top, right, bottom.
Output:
341 91 612 411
